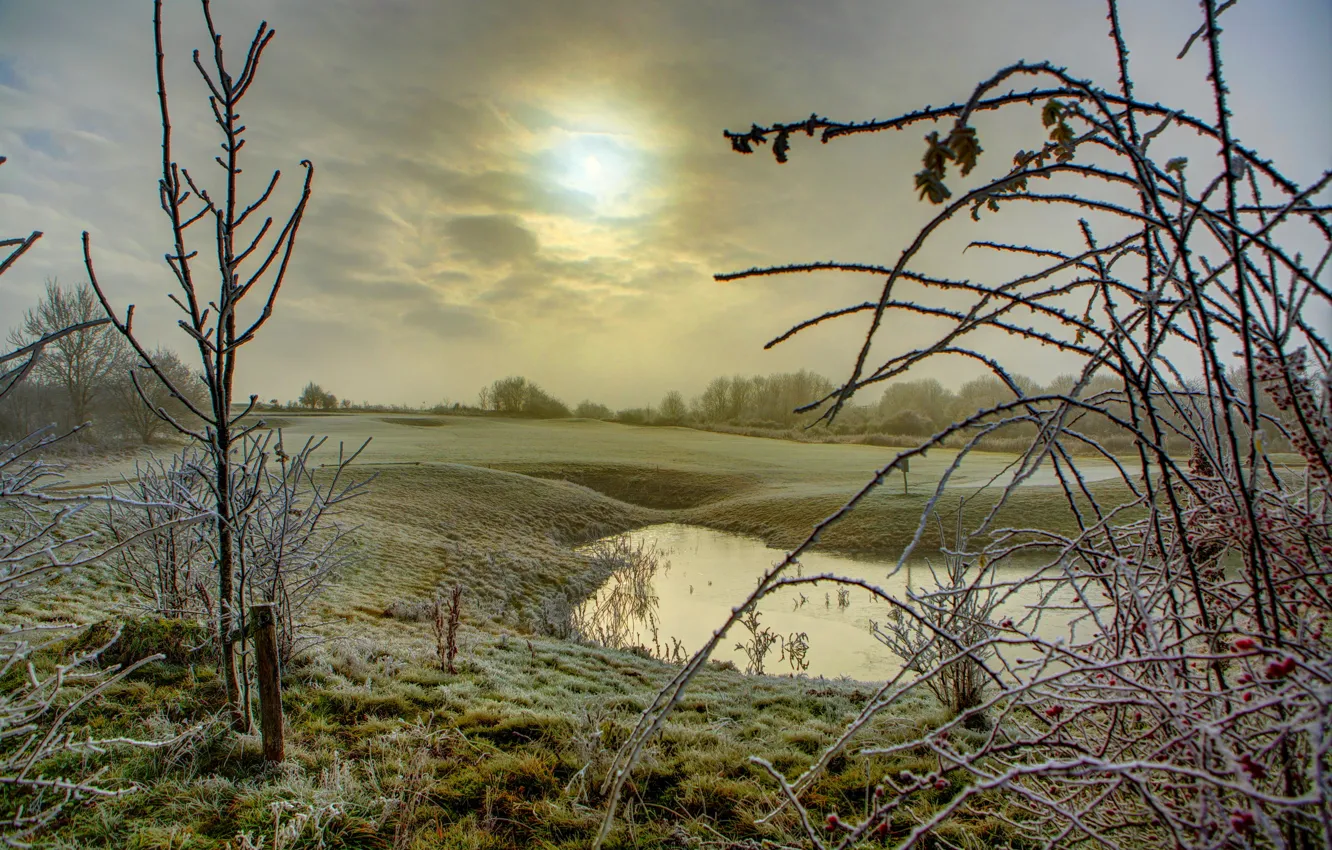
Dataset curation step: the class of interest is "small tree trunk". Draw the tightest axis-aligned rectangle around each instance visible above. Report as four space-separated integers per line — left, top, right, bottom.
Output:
216 450 245 732
251 602 284 763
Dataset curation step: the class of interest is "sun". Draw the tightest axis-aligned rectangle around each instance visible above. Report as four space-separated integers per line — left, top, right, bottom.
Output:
548 132 640 213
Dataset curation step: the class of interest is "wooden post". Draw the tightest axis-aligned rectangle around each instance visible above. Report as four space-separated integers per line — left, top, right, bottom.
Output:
250 602 285 763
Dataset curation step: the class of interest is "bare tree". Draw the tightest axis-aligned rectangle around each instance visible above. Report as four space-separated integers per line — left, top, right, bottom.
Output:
656 390 687 424
690 371 835 427
595 3 1332 848
483 375 531 414
694 376 730 422
84 0 319 729
111 347 206 444
479 375 571 418
574 400 613 419
6 278 132 431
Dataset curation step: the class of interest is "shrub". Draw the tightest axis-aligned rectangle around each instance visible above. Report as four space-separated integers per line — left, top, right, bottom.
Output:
70 616 215 669
594 4 1332 847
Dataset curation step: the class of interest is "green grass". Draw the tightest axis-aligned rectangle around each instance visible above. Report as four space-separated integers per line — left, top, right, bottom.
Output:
14 414 1149 847
64 412 1134 556
41 620 996 850
61 411 1120 489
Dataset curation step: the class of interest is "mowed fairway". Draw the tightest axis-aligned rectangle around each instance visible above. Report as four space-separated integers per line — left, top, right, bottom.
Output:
247 412 1116 489
65 412 1113 490
66 412 1131 560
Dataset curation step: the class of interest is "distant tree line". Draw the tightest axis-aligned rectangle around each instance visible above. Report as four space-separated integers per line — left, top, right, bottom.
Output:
1 278 207 444
467 367 1305 456
477 375 572 418
242 368 1310 459
474 368 1042 433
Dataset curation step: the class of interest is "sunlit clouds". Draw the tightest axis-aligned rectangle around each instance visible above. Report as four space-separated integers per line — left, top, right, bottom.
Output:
0 0 1327 408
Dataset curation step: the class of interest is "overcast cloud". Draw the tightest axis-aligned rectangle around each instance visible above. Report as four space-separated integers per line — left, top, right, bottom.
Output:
1 0 1328 408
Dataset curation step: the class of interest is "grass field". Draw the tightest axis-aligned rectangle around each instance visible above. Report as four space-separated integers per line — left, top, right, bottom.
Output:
66 412 1130 554
19 413 1143 848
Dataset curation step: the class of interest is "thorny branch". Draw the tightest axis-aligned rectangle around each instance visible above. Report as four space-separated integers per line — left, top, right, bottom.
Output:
595 2 1331 847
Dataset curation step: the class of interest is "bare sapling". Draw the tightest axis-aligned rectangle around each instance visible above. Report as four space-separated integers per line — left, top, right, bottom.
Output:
594 2 1332 847
101 450 214 620
102 430 369 697
82 0 373 731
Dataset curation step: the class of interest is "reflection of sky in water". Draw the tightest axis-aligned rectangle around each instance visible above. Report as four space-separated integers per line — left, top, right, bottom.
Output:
582 524 1097 682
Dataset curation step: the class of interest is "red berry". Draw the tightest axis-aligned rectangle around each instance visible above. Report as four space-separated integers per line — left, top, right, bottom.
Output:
1265 657 1297 680
1233 637 1257 651
1237 754 1267 780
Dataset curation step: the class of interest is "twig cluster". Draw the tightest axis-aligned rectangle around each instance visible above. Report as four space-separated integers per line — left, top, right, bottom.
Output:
103 431 371 673
432 584 463 674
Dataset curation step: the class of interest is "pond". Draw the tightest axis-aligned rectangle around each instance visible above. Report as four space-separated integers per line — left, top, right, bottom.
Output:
576 523 1097 682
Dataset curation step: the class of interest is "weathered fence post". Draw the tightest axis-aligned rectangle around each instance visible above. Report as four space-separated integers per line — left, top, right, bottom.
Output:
250 602 285 762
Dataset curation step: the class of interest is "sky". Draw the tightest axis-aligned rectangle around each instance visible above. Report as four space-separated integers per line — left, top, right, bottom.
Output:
1 0 1329 409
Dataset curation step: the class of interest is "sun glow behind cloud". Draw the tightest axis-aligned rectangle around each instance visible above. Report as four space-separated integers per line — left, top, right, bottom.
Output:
551 134 635 209
538 122 657 221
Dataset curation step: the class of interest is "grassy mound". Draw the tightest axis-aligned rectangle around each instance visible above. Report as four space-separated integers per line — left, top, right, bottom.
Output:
66 616 216 668
494 462 761 509
379 416 450 427
681 477 1142 554
321 464 662 632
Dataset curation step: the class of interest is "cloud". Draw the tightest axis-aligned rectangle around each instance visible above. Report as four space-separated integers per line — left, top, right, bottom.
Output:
0 56 25 91
401 299 498 339
443 214 540 266
17 129 60 158
2 0 1326 407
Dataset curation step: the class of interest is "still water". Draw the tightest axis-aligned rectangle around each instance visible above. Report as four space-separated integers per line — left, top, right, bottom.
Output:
580 523 1093 682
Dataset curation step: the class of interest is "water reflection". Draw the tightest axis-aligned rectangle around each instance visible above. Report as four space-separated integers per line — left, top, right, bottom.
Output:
576 523 1086 681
